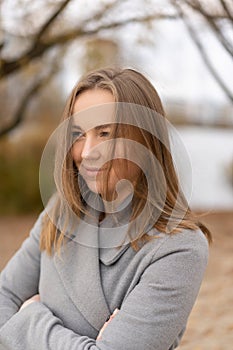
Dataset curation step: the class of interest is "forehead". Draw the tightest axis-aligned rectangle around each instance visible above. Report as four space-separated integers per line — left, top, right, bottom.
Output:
72 89 116 130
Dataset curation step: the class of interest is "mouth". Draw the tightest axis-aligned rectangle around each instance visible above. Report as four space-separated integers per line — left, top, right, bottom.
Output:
81 165 107 178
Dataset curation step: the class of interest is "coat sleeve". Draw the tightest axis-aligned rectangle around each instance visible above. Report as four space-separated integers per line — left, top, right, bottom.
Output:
0 210 44 330
0 230 209 350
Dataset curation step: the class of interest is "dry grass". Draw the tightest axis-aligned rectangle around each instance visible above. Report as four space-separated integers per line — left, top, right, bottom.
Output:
178 211 233 349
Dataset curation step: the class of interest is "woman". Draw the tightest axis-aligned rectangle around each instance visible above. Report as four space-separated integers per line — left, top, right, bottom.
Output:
0 67 211 350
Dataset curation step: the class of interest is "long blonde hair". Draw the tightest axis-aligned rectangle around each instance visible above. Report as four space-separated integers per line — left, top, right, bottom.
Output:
40 67 212 255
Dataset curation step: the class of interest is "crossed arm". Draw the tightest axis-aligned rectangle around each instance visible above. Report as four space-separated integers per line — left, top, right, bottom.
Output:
19 294 118 341
0 211 208 350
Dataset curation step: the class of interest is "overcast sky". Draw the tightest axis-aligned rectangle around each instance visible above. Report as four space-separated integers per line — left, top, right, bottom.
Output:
64 19 232 109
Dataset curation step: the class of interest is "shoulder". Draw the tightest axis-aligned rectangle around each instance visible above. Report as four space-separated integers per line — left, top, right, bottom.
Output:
143 228 209 267
134 229 209 297
28 195 58 242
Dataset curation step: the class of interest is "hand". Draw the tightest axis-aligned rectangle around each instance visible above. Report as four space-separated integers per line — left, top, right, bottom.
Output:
19 294 40 311
97 308 119 340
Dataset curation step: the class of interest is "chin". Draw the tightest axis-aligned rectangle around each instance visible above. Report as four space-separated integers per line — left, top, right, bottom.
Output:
85 180 101 195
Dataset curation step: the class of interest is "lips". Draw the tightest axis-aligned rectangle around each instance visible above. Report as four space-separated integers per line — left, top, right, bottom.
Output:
80 165 107 178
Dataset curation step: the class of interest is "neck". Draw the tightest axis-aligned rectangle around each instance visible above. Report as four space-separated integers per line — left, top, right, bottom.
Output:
101 183 134 215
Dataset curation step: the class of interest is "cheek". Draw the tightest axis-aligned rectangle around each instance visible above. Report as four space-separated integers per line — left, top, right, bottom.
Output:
113 160 141 181
72 143 82 163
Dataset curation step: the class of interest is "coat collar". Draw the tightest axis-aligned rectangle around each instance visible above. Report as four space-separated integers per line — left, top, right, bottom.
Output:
54 213 132 331
99 242 131 265
54 218 110 331
53 193 133 331
98 209 132 265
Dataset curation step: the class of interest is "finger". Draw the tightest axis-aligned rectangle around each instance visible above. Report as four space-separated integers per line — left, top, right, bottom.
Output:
112 308 119 316
19 299 35 311
19 294 40 311
31 294 40 301
97 309 120 340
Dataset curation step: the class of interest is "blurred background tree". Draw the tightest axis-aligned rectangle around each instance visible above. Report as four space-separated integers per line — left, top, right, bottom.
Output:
0 0 232 136
0 0 232 213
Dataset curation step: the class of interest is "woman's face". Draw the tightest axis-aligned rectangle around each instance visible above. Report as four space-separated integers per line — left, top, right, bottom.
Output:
71 89 141 200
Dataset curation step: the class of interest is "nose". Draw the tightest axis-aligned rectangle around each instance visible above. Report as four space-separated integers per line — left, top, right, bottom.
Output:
81 136 101 160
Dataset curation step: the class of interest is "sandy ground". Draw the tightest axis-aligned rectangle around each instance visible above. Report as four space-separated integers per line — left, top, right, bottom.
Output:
0 211 232 349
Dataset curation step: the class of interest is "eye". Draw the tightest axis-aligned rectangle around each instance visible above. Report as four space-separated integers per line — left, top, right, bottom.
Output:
99 130 110 137
72 131 84 142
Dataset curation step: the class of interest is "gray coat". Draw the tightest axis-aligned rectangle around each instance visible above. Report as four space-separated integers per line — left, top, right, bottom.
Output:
0 205 208 350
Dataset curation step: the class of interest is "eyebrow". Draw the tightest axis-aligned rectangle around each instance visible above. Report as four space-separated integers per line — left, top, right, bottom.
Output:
72 124 112 132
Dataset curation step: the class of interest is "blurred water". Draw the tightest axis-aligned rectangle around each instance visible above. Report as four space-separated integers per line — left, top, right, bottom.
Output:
176 126 233 210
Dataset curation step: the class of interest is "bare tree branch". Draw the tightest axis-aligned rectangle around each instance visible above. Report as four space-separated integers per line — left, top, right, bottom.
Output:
0 0 232 111
0 66 59 137
184 0 233 56
2 10 228 41
50 13 180 43
84 0 125 24
171 0 233 102
0 12 179 79
33 0 72 43
219 0 233 22
0 0 124 40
